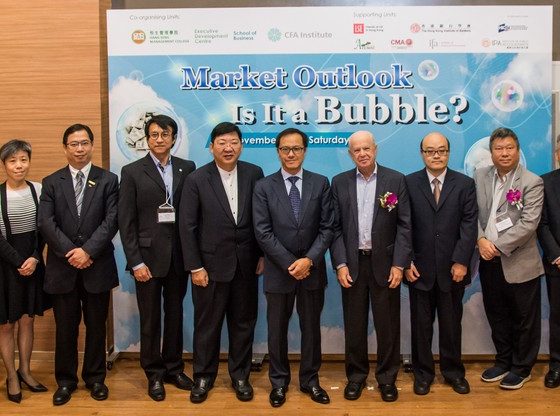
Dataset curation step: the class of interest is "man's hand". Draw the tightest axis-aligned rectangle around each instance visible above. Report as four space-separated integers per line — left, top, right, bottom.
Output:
336 266 353 288
405 263 420 283
17 257 39 277
191 268 209 287
478 237 500 260
133 265 152 282
553 258 560 270
66 248 93 269
288 257 312 280
255 257 264 275
387 266 403 289
451 263 468 283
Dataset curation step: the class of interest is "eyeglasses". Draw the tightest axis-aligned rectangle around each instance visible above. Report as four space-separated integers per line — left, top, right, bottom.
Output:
278 146 305 155
148 131 173 140
421 149 449 157
66 140 92 149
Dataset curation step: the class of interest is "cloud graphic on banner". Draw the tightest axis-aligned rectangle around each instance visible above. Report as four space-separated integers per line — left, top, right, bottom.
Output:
112 289 141 351
279 91 316 114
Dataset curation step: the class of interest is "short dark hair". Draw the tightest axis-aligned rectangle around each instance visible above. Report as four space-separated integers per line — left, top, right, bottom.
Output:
210 122 242 143
419 133 450 151
0 139 32 163
489 127 519 150
63 124 94 145
275 128 308 149
145 114 178 139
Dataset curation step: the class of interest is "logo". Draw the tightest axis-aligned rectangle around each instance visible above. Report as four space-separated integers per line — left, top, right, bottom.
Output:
268 28 281 42
497 23 528 33
481 38 491 47
353 23 365 34
391 38 413 49
131 30 146 44
354 38 375 50
429 38 466 50
410 23 471 33
410 23 421 33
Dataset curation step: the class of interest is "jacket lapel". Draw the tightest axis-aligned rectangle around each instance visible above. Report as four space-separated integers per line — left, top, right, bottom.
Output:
207 162 236 224
171 156 184 201
436 170 456 211
237 163 249 225
61 166 79 221
299 170 313 225
418 169 437 211
142 154 166 193
79 166 101 220
347 170 358 232
271 171 298 226
371 165 387 225
497 165 521 212
483 167 494 215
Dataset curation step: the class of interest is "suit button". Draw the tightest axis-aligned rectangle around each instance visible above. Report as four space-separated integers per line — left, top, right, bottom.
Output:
435 233 440 237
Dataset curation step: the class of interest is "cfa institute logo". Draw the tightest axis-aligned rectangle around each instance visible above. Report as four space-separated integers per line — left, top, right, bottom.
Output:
410 23 421 33
131 30 146 44
268 28 281 42
353 23 365 34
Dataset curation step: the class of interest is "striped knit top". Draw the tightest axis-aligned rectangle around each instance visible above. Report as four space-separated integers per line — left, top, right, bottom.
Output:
0 182 41 236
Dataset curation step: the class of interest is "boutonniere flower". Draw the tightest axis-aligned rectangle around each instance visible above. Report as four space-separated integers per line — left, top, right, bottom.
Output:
506 188 523 210
379 191 398 212
88 180 96 187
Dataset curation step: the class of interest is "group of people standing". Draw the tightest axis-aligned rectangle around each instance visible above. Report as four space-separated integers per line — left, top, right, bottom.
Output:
0 117 559 408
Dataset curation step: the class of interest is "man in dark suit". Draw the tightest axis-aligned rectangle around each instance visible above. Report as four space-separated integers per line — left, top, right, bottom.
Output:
538 138 560 388
475 127 543 390
330 130 411 402
39 123 119 405
118 114 195 401
180 122 263 403
253 128 334 408
404 132 477 395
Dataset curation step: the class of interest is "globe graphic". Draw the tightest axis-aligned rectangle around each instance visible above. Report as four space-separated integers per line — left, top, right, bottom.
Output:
464 136 526 178
116 102 181 161
491 80 524 112
418 60 439 81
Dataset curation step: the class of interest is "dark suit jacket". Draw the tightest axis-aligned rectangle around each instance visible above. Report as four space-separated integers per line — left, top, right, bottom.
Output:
330 165 412 287
180 160 263 281
118 154 195 277
405 168 478 291
538 168 560 278
252 169 334 294
38 165 119 294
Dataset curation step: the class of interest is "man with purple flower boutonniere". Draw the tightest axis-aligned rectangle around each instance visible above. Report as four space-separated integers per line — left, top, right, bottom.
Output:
330 131 411 403
475 127 544 390
404 132 478 396
537 135 560 389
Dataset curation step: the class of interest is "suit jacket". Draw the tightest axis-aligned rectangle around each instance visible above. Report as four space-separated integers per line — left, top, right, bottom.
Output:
118 153 195 278
330 165 412 287
38 165 119 294
252 169 334 294
180 160 263 282
538 168 560 278
405 168 478 292
475 164 544 283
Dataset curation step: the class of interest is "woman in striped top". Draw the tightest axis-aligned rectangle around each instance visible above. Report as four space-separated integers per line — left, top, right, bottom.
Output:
0 140 49 403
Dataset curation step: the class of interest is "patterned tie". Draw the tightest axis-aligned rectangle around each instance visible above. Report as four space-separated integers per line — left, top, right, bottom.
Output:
432 177 441 205
288 176 301 221
75 170 85 215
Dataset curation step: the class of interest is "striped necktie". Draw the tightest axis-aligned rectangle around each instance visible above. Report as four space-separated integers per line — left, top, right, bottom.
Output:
75 170 85 215
288 176 301 221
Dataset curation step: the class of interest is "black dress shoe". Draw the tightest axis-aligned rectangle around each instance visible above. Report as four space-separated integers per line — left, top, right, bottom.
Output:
300 385 330 404
164 373 194 391
87 382 109 401
148 380 165 402
53 385 76 406
6 378 22 403
545 369 560 388
413 379 430 395
269 387 287 407
232 379 253 401
190 378 214 403
446 377 470 394
344 381 365 400
17 370 48 392
379 383 398 402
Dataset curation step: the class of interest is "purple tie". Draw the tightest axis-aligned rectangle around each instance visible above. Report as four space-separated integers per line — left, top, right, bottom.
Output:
288 176 301 221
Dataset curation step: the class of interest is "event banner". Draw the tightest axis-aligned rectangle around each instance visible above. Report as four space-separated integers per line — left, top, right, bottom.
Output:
107 6 552 354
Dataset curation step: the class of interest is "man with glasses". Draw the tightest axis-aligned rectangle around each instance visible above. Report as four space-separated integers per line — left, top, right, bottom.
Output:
39 124 119 405
475 127 544 390
253 128 334 407
119 114 195 401
404 132 477 396
330 130 411 402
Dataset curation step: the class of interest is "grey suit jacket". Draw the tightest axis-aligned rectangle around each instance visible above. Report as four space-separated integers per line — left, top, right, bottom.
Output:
538 168 560 277
474 164 544 283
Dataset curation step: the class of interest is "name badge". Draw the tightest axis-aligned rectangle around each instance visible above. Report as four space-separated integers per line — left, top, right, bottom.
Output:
157 205 176 223
495 217 513 232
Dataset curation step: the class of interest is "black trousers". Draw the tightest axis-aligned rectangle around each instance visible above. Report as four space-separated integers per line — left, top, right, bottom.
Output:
53 274 110 388
546 274 560 370
342 254 401 385
479 258 541 377
135 265 187 382
191 266 258 381
409 281 465 383
266 285 324 389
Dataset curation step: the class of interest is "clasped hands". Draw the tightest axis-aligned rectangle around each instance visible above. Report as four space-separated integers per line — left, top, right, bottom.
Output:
66 247 92 269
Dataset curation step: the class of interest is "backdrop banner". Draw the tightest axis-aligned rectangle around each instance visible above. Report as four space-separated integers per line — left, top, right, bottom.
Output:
107 6 552 354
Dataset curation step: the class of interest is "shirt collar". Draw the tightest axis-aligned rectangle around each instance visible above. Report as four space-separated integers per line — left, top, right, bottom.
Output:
69 162 92 179
426 168 447 185
149 151 172 168
217 163 237 177
281 168 303 181
356 163 377 181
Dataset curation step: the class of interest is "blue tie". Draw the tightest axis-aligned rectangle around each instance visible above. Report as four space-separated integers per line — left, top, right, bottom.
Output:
288 176 301 221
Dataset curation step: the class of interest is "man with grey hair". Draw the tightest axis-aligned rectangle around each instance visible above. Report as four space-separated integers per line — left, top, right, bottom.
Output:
330 131 411 402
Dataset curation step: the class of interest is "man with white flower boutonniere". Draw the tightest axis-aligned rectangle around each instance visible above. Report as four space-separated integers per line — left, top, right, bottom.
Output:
475 127 544 391
537 135 560 389
330 131 411 403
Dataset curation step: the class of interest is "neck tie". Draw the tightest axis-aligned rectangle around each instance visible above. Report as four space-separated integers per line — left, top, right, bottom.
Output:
432 177 441 205
75 170 85 215
288 176 301 221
